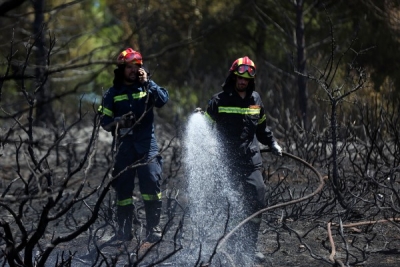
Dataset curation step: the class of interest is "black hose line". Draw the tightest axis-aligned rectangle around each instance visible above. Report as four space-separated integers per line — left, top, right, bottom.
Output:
217 149 325 250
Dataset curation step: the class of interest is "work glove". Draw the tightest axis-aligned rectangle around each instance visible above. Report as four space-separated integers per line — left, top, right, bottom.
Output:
193 107 204 114
271 141 282 157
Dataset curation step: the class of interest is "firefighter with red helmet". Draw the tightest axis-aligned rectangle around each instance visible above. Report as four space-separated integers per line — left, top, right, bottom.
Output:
200 56 282 263
98 48 169 242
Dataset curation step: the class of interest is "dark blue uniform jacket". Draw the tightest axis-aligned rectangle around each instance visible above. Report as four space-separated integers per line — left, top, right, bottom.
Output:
205 81 275 168
98 80 169 155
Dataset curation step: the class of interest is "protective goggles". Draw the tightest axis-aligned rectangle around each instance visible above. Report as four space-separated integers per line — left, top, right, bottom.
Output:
117 51 143 65
123 53 142 64
237 64 256 77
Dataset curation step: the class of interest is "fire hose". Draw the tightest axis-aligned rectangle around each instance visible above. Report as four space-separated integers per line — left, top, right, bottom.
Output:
217 149 325 250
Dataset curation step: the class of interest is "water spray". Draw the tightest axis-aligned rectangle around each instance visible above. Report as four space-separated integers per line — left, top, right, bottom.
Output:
178 112 325 266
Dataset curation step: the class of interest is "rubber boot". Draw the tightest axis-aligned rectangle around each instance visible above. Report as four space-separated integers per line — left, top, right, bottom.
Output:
247 216 266 263
144 201 162 242
115 205 133 241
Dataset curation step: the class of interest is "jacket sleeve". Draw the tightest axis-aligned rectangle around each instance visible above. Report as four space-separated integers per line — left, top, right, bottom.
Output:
205 97 218 124
147 80 169 108
98 88 115 132
256 103 276 147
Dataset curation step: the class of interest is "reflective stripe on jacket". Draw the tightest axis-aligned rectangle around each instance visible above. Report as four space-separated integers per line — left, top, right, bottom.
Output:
205 87 275 167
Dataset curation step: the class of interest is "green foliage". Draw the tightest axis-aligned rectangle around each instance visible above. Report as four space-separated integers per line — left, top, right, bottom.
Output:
167 86 200 120
1 0 399 127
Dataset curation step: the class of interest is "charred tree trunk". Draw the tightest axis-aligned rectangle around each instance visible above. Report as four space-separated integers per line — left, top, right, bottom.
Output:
295 0 308 129
32 0 55 127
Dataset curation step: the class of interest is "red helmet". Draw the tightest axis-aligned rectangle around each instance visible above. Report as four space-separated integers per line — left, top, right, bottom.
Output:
229 56 256 79
116 48 143 65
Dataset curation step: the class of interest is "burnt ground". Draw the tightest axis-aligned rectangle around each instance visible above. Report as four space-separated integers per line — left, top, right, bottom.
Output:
49 205 400 267
40 166 400 267
35 152 400 267
1 124 400 267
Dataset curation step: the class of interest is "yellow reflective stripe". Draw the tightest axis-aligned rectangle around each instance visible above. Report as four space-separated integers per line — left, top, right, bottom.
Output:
132 92 147 99
114 92 147 103
258 114 266 124
117 198 133 206
114 95 128 102
238 58 243 65
218 106 260 115
142 192 162 201
98 105 114 117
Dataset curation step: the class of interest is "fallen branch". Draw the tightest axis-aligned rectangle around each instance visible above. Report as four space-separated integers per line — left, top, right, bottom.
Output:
327 222 335 263
327 222 345 267
326 218 400 265
334 218 400 228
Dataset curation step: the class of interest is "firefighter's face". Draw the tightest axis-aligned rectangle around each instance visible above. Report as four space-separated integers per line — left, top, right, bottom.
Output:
235 76 250 92
123 63 140 84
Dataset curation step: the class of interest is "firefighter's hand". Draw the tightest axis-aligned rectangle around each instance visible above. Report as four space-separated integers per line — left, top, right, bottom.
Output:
271 141 282 157
194 107 204 114
138 68 148 84
114 117 129 128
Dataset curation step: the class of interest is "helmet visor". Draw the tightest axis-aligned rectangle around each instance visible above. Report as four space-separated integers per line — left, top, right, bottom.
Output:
237 64 256 77
124 53 142 64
